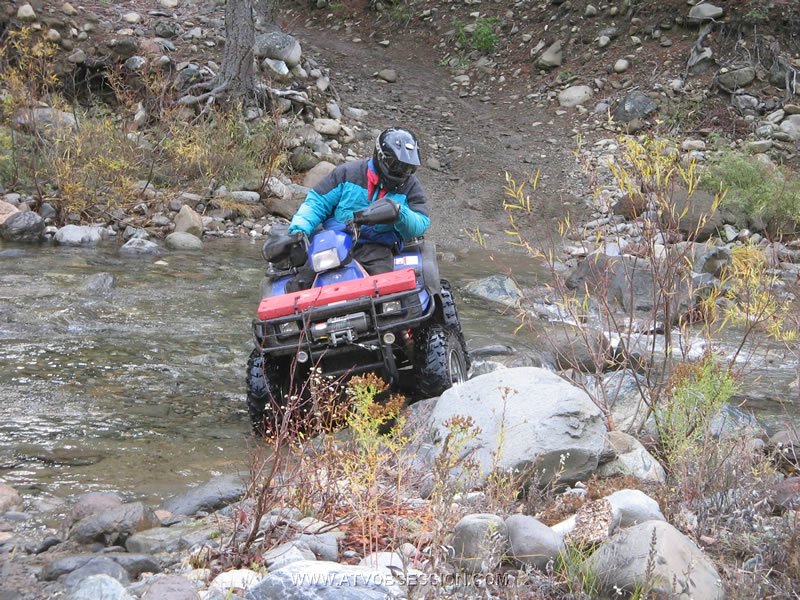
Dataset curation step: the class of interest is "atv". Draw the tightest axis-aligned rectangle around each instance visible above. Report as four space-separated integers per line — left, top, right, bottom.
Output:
245 198 470 434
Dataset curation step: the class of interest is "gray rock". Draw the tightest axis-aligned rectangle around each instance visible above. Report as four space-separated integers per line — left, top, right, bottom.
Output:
141 574 201 600
0 483 23 513
264 541 316 571
245 560 403 599
165 232 203 251
161 474 245 516
717 67 756 90
612 91 658 124
119 238 162 257
605 489 665 526
289 146 321 172
66 574 133 600
294 533 339 562
54 225 104 246
377 68 397 82
558 85 593 108
597 432 666 483
84 272 115 294
587 520 723 599
12 107 77 139
40 554 160 581
505 514 562 570
463 274 523 308
358 552 405 570
69 502 161 546
174 204 203 237
63 556 130 589
66 493 124 529
688 3 724 21
343 107 368 121
17 3 36 20
125 521 219 554
312 118 341 136
779 115 800 141
450 513 509 573
0 211 44 242
302 162 336 189
709 404 765 440
427 368 607 486
732 93 760 116
538 323 611 373
254 31 302 67
538 40 563 69
226 191 262 204
0 199 19 225
613 58 631 73
124 226 149 240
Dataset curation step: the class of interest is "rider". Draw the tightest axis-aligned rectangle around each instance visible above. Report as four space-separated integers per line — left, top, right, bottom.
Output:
287 127 430 279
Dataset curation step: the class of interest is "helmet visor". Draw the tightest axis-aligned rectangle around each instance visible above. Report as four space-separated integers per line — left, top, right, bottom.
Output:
383 154 417 179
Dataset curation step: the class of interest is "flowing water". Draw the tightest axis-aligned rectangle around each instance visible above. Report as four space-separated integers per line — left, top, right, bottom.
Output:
0 239 796 506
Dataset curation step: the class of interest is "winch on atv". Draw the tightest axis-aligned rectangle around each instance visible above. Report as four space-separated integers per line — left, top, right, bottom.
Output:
246 198 470 434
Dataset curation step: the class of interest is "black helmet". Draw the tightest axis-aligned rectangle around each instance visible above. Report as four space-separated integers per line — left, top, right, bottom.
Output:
373 127 421 190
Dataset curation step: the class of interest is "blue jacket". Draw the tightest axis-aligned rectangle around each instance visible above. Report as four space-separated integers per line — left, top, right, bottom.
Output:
288 159 430 246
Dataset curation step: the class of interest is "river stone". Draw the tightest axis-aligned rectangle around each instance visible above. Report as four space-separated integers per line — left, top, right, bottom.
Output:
587 520 724 599
377 68 397 82
119 238 162 256
174 204 203 237
54 225 104 246
294 533 339 562
66 493 124 529
40 553 160 581
504 514 562 570
303 161 336 189
358 551 404 570
312 118 341 136
265 194 304 221
463 274 523 308
558 85 593 108
538 40 563 69
125 521 219 554
12 107 77 139
290 146 321 172
0 483 23 513
17 3 36 20
253 31 302 67
0 200 19 225
83 272 115 294
718 67 756 90
596 432 666 483
450 513 509 573
427 368 607 486
612 91 658 124
539 323 612 373
165 231 203 251
142 574 201 600
66 574 134 600
688 3 724 21
69 501 160 546
244 560 404 599
605 489 665 527
779 115 800 141
0 211 44 242
264 540 316 570
209 569 262 596
63 556 130 588
161 473 245 517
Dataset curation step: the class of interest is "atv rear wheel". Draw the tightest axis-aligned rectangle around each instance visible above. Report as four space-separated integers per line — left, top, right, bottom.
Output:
413 325 468 400
440 280 472 372
246 348 282 435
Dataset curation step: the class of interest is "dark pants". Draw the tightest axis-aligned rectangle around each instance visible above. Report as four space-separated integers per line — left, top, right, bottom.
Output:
285 243 394 292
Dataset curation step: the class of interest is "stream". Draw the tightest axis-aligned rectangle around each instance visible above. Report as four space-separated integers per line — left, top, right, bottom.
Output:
0 239 796 507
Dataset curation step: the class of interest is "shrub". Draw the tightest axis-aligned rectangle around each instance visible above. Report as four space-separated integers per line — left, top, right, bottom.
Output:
702 151 800 233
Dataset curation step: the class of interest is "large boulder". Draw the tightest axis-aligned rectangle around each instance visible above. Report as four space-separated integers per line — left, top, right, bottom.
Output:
253 31 302 68
426 367 607 486
538 323 612 373
66 574 133 600
39 553 160 581
244 560 404 599
160 474 245 517
69 502 160 546
165 231 203 251
462 274 523 309
0 210 44 242
0 200 19 225
596 432 666 483
587 520 724 599
125 521 220 554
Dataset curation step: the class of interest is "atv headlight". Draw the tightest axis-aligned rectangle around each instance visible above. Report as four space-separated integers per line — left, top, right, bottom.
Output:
278 321 299 335
311 247 341 273
382 300 402 314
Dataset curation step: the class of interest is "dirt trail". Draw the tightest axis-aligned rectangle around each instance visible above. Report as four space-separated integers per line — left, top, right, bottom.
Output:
295 24 593 251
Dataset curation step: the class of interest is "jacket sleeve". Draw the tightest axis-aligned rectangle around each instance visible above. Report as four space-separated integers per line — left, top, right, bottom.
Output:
394 177 431 239
288 169 344 235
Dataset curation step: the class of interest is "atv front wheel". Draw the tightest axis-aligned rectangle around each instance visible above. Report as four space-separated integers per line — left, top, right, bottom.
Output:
245 349 282 435
413 325 468 400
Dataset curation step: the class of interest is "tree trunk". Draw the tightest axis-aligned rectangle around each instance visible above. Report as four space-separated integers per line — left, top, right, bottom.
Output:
219 0 256 101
